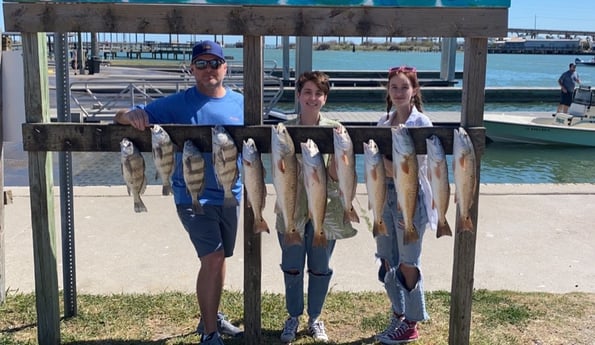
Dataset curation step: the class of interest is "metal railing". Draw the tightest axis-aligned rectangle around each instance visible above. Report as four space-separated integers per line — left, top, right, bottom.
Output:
69 73 284 121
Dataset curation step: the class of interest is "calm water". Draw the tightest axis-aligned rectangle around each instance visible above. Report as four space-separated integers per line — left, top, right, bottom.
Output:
119 50 595 184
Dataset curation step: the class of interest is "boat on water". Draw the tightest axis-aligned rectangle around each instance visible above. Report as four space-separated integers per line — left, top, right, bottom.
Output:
575 57 595 66
484 86 595 146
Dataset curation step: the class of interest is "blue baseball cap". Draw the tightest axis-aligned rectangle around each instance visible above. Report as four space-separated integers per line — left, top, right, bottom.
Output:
192 40 225 62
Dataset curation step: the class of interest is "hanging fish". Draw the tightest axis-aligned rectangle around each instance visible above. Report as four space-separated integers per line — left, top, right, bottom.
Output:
182 139 205 215
453 127 477 233
333 124 360 224
300 138 328 247
212 125 240 208
363 139 388 237
242 138 269 234
426 134 452 238
151 124 175 196
120 137 147 213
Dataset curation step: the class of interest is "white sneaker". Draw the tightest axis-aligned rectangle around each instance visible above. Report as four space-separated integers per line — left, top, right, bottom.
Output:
280 316 299 343
308 319 329 343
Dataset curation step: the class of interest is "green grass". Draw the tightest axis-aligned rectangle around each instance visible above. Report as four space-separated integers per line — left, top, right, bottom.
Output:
1 289 594 344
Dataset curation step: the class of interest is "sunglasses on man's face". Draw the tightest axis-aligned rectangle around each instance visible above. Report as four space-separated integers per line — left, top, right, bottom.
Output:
389 66 417 73
193 59 225 70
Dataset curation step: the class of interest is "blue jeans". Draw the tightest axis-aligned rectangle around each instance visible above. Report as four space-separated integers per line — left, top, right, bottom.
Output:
277 220 336 320
376 181 429 322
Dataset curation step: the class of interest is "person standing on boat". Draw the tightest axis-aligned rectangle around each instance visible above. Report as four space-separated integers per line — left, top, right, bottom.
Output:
556 62 581 114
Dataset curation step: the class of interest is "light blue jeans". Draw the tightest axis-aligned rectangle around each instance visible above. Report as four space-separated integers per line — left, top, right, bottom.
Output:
376 181 429 322
277 220 336 320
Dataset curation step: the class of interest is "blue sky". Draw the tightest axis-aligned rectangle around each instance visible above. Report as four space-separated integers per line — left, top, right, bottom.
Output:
1 1 594 38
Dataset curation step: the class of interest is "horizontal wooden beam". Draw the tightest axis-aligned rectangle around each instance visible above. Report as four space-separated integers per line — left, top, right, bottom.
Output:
4 3 508 37
22 123 485 155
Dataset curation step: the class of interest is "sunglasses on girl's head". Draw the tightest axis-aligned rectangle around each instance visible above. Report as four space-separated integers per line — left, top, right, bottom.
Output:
193 59 225 70
389 66 417 73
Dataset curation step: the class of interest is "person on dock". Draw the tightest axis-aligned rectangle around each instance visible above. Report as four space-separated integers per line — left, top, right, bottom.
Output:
276 71 357 344
114 40 243 345
556 62 581 114
374 65 438 344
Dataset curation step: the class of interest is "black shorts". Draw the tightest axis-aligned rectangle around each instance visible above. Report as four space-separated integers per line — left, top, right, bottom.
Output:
560 90 573 106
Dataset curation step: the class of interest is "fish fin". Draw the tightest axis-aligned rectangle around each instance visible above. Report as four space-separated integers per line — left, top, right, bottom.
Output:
312 230 328 247
403 225 419 245
277 158 286 174
432 198 436 210
162 183 172 196
223 196 239 208
400 160 409 174
344 206 360 224
253 218 270 234
284 230 302 246
133 196 148 213
436 220 452 238
434 165 442 179
192 200 205 215
140 174 148 196
341 152 349 166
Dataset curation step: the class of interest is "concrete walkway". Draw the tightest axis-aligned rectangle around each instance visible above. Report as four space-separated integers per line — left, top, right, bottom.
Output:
4 181 595 295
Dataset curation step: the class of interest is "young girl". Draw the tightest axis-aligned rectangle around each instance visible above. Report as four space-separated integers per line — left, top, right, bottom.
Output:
276 71 357 344
375 66 438 344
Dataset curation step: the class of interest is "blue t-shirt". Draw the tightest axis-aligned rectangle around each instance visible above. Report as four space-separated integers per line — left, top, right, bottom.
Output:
140 86 244 206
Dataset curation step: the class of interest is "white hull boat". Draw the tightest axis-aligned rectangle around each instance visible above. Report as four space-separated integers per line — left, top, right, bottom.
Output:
484 86 595 147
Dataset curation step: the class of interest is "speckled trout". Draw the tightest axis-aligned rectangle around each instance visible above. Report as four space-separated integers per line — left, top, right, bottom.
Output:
301 139 328 247
363 139 388 237
426 134 452 238
120 138 147 213
453 127 477 232
391 124 419 244
242 138 269 234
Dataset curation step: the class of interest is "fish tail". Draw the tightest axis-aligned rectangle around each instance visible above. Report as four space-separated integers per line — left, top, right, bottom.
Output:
344 206 360 224
192 200 205 215
254 218 270 234
459 215 474 232
373 220 388 237
162 183 172 196
133 195 148 213
312 230 328 247
223 196 239 208
436 220 453 238
284 230 302 246
403 225 419 245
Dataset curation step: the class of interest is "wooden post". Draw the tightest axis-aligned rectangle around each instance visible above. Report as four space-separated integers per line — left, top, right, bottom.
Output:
448 37 487 345
22 32 60 345
0 34 5 304
242 34 263 345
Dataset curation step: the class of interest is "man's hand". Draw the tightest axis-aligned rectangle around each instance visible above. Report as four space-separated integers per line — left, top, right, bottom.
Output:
114 108 150 131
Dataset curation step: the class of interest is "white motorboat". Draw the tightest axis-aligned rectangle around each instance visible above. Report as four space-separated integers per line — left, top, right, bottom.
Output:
575 57 595 66
484 86 595 146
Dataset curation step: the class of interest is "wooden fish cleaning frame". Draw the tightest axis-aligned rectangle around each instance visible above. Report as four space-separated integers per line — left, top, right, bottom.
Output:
3 2 507 344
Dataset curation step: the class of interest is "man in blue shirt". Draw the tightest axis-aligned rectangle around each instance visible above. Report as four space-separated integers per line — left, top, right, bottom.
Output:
115 40 243 345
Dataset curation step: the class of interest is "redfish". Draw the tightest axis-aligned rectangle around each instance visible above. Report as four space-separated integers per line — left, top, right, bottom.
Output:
391 124 419 244
453 127 477 232
363 139 388 237
426 134 452 238
242 138 269 234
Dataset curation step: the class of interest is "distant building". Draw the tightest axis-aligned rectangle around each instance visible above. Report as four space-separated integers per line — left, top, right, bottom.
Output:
489 38 583 54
